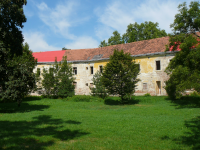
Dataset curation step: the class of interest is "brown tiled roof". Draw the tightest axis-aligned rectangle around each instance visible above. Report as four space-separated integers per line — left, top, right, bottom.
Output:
64 36 170 62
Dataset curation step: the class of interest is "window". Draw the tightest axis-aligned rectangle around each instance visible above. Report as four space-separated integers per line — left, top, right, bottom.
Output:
86 67 88 70
73 82 77 89
73 67 77 75
99 66 103 73
143 83 147 90
86 83 88 86
90 66 93 74
156 61 161 70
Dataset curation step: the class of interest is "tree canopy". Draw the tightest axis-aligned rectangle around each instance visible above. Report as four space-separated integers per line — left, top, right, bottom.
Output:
101 49 140 104
99 21 167 47
165 1 200 99
170 1 200 35
0 43 37 106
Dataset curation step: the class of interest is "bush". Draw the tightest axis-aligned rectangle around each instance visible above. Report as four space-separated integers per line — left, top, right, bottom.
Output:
144 93 151 97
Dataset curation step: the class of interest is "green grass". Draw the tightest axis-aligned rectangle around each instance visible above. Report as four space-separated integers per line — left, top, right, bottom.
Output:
0 96 199 150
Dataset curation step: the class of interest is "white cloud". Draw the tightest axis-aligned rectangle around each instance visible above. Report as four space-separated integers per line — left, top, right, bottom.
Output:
37 1 89 40
66 36 99 49
23 32 60 52
95 0 193 38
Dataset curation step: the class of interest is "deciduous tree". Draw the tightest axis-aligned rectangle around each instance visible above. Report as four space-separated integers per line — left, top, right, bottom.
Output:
101 49 140 104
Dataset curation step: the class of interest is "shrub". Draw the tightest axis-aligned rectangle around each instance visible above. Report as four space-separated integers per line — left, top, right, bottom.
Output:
144 93 151 97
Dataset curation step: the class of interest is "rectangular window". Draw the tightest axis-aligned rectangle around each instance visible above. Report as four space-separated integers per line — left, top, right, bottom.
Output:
99 66 103 73
90 66 93 74
156 61 161 70
73 67 77 75
143 83 147 90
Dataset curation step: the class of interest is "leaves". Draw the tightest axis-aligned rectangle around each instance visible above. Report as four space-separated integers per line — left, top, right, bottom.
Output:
101 49 140 104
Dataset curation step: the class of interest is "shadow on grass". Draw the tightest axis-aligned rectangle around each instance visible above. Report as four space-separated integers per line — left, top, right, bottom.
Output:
161 116 200 150
165 96 200 108
104 97 139 105
0 115 89 150
0 102 50 113
23 96 42 102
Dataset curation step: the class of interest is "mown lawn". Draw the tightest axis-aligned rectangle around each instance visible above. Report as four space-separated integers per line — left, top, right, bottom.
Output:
0 96 199 150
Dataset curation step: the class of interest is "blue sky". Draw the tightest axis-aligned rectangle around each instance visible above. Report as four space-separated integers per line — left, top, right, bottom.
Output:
22 0 194 52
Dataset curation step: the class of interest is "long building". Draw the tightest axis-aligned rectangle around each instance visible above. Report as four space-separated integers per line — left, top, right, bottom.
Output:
33 36 176 96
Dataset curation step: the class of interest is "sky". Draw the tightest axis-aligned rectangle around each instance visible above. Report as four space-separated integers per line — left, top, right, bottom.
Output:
22 0 194 52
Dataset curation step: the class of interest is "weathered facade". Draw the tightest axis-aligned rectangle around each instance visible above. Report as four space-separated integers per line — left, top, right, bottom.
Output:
33 36 176 96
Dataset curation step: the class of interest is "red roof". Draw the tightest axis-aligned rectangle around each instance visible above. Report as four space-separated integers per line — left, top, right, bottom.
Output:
33 50 66 62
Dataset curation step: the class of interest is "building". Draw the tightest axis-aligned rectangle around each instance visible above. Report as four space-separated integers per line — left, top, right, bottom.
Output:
33 36 176 96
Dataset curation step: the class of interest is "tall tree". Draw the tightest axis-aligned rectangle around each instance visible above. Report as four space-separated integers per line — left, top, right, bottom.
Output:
90 71 108 99
122 21 167 43
170 1 200 35
41 57 75 98
101 49 140 104
0 0 27 104
0 43 37 106
99 21 167 47
165 1 200 99
57 57 75 98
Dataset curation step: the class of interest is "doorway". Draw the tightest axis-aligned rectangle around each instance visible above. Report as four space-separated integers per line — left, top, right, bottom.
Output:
156 81 161 95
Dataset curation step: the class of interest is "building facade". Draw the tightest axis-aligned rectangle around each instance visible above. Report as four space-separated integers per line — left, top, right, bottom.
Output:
33 36 175 96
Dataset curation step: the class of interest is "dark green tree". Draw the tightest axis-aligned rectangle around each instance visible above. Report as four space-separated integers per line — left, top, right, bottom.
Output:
170 1 200 35
57 57 75 98
62 47 68 50
41 57 75 98
101 49 140 104
107 31 123 45
165 1 200 99
0 43 37 106
122 21 167 43
0 0 27 90
99 40 108 47
90 71 108 99
165 34 200 99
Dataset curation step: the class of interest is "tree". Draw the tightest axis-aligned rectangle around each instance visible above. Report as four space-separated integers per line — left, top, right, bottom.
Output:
41 57 75 98
99 31 123 47
99 21 167 47
57 57 75 98
0 43 37 106
170 1 200 35
0 0 27 105
101 49 140 104
165 1 200 99
165 34 200 99
62 47 68 50
90 71 108 99
122 21 167 43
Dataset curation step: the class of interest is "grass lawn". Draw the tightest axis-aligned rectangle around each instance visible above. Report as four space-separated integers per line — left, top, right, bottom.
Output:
0 96 199 150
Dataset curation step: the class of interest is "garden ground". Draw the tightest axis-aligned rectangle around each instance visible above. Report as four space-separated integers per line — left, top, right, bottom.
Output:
0 96 199 150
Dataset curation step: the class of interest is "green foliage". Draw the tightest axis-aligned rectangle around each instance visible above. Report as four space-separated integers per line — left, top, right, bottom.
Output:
57 57 75 98
165 34 200 99
0 0 27 106
99 21 167 47
189 91 200 97
90 71 108 99
122 21 167 43
0 43 37 106
41 57 75 98
101 49 140 104
170 1 200 34
144 93 151 97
